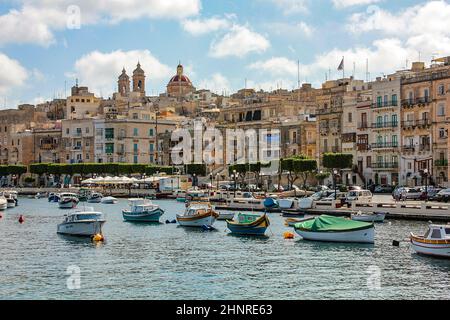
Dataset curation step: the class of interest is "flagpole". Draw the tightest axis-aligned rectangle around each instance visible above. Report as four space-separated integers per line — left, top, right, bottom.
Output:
342 56 345 79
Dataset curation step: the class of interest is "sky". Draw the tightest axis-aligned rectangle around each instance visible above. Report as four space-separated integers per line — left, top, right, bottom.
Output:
0 0 449 108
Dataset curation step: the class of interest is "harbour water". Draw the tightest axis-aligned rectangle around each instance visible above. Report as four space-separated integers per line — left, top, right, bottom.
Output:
0 197 449 300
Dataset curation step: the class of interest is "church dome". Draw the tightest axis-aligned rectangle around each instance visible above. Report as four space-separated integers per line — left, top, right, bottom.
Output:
168 74 192 84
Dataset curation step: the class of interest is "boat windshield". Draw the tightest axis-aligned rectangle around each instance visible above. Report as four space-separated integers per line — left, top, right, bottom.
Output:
75 214 103 221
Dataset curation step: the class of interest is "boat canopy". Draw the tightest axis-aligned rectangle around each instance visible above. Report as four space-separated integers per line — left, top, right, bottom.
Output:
295 215 372 232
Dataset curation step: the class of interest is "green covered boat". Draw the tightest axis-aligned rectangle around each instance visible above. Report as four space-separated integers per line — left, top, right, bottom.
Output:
294 215 375 244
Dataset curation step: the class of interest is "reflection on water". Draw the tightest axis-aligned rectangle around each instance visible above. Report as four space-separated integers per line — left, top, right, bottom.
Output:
0 198 450 300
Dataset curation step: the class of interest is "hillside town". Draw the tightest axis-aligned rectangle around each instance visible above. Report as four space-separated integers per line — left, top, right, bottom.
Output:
2 57 450 189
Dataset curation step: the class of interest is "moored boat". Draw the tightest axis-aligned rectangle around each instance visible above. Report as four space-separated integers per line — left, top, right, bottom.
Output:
0 196 7 210
57 208 105 237
285 217 312 227
87 192 103 203
122 198 164 223
101 196 118 204
226 213 270 236
294 215 375 244
48 192 60 202
410 225 450 258
351 212 386 223
58 193 79 209
176 202 218 227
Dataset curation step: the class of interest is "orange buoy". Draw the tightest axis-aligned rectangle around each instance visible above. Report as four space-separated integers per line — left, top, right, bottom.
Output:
92 233 104 242
284 231 294 239
18 215 24 224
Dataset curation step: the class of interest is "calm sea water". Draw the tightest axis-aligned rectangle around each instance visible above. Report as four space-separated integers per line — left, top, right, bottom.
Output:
0 197 449 300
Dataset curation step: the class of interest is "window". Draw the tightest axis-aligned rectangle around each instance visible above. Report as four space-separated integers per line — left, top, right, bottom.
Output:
408 92 414 103
96 128 103 136
408 162 412 170
438 103 445 116
424 89 430 101
384 95 388 106
439 128 447 139
85 127 89 134
392 94 398 106
431 229 441 239
134 155 138 164
96 144 103 151
66 128 69 134
438 84 445 96
133 143 138 153
149 129 154 137
86 154 90 160
133 128 138 137
105 128 114 139
150 143 154 152
348 113 352 123
392 135 398 147
377 96 382 107
367 156 372 168
376 116 383 128
105 143 114 154
76 128 82 136
132 113 138 120
292 132 297 144
392 114 398 126
85 140 90 147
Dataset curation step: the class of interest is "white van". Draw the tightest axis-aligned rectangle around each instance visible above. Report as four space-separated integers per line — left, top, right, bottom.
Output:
346 190 373 204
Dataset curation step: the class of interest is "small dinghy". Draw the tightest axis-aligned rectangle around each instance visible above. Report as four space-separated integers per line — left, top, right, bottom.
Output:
351 211 386 223
226 213 270 236
58 193 79 209
87 192 103 203
217 212 235 221
410 224 450 258
294 215 375 244
101 196 118 204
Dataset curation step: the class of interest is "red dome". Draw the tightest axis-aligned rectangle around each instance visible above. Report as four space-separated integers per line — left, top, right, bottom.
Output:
169 75 192 84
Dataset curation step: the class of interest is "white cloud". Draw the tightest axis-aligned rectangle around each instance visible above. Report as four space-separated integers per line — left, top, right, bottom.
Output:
181 15 235 36
0 53 28 94
210 25 270 58
198 73 232 94
347 1 450 61
268 0 309 15
0 0 202 46
267 21 314 38
332 0 382 9
70 49 172 97
248 57 299 77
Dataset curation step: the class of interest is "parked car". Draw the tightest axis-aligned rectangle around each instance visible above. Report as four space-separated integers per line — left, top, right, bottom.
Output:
433 188 450 202
403 188 423 200
392 186 408 199
374 185 395 193
427 188 444 201
346 190 373 204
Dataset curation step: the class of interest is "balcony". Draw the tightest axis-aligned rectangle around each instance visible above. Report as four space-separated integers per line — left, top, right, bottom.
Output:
40 143 58 150
371 122 399 130
402 145 415 153
435 159 449 167
402 97 432 108
372 162 399 170
357 143 370 151
402 119 431 130
371 142 399 150
372 101 399 110
419 144 431 152
357 122 369 130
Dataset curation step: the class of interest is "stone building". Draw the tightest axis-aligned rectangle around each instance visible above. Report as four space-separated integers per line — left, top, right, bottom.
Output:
167 64 195 99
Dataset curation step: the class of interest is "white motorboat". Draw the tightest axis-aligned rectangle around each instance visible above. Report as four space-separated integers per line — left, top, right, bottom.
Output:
1 191 18 207
216 193 266 211
57 208 106 237
87 192 103 203
58 193 79 209
294 215 375 244
410 225 450 258
122 198 164 222
0 196 7 210
176 202 219 227
351 212 386 223
101 196 118 204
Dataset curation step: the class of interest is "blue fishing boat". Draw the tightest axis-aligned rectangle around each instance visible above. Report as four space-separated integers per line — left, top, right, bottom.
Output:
226 213 270 236
122 199 164 223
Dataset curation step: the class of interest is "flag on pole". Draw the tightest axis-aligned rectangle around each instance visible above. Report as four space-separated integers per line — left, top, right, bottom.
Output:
337 57 344 71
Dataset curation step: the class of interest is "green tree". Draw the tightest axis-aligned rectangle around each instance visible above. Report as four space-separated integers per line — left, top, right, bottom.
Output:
297 159 318 188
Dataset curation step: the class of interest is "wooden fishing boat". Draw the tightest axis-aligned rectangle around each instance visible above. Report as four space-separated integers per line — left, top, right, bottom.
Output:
351 211 386 223
176 203 219 227
285 217 313 227
217 212 235 221
226 213 270 235
410 225 450 258
294 215 375 244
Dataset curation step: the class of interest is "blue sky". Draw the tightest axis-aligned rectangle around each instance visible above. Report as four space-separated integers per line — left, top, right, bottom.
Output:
0 0 448 107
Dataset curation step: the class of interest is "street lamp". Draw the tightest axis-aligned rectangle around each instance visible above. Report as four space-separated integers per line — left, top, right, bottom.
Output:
193 173 196 188
216 173 220 190
333 169 338 200
142 173 146 197
424 168 429 202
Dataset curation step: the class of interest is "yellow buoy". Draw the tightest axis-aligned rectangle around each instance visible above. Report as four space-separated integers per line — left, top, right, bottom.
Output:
284 231 294 239
92 234 104 242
